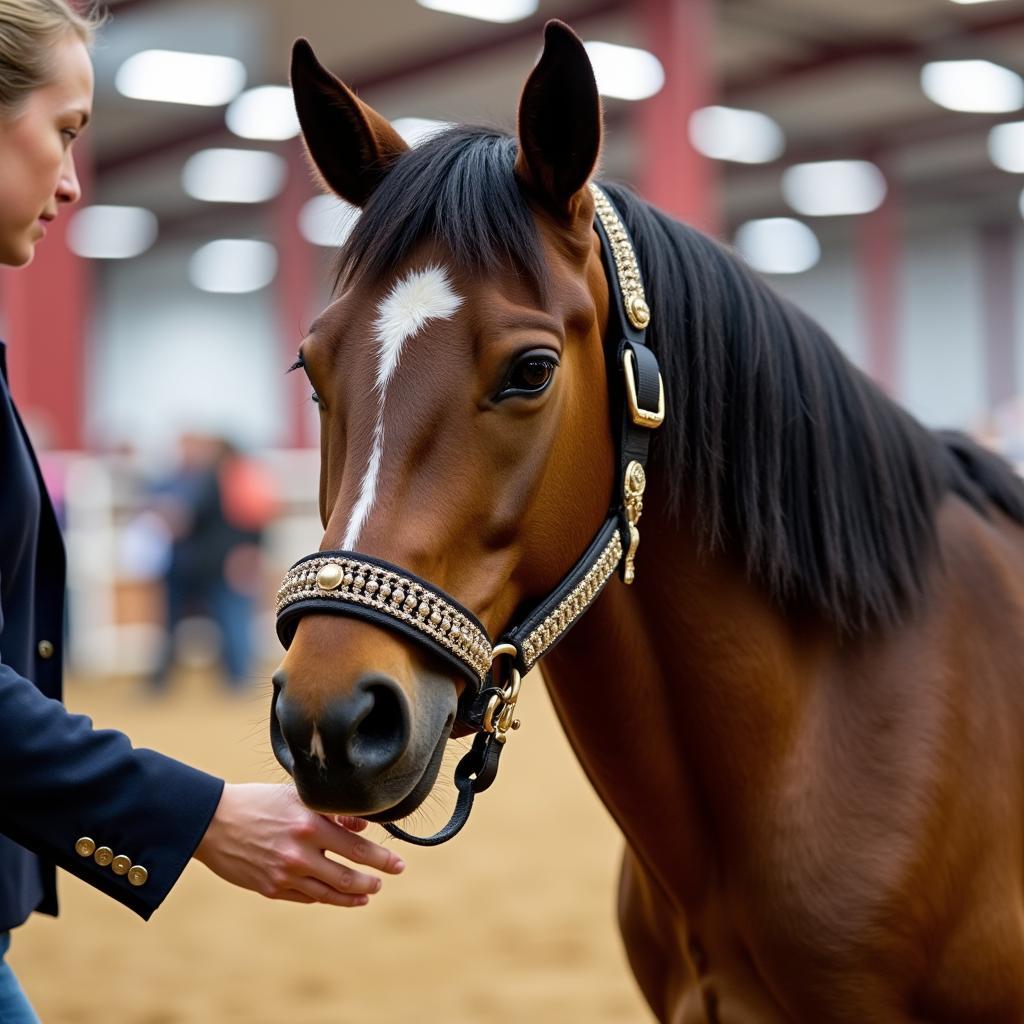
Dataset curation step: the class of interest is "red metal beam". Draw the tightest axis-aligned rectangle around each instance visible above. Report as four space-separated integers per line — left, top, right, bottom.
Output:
857 156 902 394
635 0 719 233
979 221 1019 411
0 144 94 449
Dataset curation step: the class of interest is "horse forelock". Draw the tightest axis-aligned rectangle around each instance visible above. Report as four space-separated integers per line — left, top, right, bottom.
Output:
335 126 550 306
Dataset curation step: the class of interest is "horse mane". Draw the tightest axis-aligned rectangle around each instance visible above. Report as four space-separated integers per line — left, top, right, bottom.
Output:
338 126 1024 634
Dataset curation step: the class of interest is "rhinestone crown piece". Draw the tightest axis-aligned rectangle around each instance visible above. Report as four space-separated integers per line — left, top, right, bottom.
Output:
590 184 651 331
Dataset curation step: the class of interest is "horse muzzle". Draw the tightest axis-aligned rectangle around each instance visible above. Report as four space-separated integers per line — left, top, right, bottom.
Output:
270 666 456 816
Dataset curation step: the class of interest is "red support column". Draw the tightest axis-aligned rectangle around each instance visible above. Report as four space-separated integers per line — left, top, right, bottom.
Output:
979 221 1018 411
275 141 316 448
636 0 720 236
857 163 902 394
0 143 93 449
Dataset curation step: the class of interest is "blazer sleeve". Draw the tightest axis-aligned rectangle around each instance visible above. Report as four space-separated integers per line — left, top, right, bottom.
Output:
0 607 224 920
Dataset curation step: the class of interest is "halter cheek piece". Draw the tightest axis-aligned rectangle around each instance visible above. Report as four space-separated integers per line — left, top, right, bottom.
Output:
275 185 664 845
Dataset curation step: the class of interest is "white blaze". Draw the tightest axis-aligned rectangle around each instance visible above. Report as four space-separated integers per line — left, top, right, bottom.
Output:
342 265 462 549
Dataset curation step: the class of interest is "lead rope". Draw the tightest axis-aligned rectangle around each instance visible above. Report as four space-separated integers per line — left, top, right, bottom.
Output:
381 729 502 845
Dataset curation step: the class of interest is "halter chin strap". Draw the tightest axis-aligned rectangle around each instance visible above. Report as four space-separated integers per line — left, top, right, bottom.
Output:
274 184 664 845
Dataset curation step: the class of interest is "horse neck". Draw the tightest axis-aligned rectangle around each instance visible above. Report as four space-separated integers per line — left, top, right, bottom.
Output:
539 470 833 887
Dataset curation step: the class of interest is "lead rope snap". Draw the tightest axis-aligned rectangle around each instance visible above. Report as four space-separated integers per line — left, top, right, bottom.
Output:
381 644 521 845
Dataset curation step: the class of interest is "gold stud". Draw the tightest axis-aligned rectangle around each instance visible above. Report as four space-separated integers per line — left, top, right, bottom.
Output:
316 563 344 591
75 837 96 858
94 846 114 867
111 855 131 876
627 295 651 329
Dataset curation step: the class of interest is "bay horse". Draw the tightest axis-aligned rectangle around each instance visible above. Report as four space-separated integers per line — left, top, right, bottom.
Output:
271 20 1024 1022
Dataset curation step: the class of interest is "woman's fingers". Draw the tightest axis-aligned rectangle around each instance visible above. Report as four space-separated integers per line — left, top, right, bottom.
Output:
333 815 369 833
293 876 370 908
315 818 405 875
279 890 317 904
311 854 383 897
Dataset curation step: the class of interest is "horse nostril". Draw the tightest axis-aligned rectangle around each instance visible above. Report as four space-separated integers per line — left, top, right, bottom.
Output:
356 684 407 749
321 675 410 774
270 682 299 776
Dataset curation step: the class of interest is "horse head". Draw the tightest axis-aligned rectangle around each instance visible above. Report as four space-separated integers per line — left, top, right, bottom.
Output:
271 22 621 821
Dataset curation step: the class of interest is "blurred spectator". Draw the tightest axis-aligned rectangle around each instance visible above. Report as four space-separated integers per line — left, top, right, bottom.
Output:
149 434 277 693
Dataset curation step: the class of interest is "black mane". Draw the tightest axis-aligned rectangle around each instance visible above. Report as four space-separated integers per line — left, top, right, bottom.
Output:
339 126 1024 633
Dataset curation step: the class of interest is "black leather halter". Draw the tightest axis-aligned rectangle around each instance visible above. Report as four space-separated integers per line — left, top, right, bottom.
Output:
275 185 664 845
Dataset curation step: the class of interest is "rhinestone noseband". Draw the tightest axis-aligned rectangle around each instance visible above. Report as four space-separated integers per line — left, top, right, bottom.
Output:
275 185 664 845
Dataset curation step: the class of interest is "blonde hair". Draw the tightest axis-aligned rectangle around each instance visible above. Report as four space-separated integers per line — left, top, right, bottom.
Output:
0 0 104 114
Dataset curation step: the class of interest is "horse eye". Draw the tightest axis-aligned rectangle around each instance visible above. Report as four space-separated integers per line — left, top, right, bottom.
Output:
500 352 558 398
311 391 321 406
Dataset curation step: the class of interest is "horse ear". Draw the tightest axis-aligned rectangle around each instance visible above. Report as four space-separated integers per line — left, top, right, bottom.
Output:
515 20 602 218
290 38 408 208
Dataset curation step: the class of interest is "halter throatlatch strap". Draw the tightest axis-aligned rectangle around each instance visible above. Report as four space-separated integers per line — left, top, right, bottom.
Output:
274 184 663 846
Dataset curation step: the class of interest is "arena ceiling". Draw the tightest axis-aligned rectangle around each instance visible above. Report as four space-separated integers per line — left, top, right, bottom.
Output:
87 0 1024 252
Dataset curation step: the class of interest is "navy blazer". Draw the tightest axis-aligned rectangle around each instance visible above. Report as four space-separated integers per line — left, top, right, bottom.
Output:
0 340 224 930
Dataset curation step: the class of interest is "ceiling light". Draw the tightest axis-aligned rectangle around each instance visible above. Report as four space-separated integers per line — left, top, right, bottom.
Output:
583 41 665 101
781 160 887 217
921 59 1024 113
299 196 361 248
1019 187 1024 219
226 85 300 141
734 218 820 275
67 205 158 259
392 117 452 147
115 50 246 107
948 0 1007 5
988 121 1024 172
189 240 277 293
183 148 287 204
416 0 537 23
688 106 785 164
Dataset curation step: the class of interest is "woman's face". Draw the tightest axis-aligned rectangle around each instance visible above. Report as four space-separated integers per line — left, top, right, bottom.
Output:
0 31 93 267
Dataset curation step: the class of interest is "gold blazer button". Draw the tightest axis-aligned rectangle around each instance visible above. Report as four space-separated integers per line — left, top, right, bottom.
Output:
37 640 54 659
93 846 114 867
127 865 148 887
111 855 132 876
74 837 96 858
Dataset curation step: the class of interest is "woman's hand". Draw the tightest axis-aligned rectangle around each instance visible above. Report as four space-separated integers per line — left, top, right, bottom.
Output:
193 783 404 906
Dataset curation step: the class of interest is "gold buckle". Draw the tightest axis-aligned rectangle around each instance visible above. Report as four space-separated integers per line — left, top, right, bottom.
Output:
623 349 664 429
483 643 522 744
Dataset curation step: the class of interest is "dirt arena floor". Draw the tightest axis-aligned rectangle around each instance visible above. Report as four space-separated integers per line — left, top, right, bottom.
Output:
10 668 651 1023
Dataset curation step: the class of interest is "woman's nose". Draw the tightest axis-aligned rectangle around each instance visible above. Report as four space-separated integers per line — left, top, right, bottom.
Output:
56 156 82 206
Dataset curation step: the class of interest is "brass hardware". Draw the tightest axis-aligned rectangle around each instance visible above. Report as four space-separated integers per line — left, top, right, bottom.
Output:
484 643 522 744
75 837 96 858
623 461 646 585
111 855 132 876
316 563 344 591
94 846 114 867
623 349 665 429
628 295 651 329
